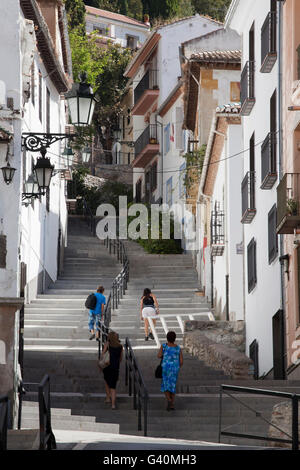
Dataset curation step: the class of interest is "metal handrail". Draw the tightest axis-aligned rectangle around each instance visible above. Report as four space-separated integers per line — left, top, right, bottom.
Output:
19 376 56 450
0 395 9 450
219 384 299 450
98 293 111 358
82 197 96 236
124 337 149 436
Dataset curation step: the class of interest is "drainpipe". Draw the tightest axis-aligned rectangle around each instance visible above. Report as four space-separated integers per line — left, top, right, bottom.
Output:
277 0 287 378
156 115 163 204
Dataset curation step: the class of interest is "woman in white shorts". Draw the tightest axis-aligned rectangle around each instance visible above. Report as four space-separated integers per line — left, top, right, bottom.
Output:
140 288 160 341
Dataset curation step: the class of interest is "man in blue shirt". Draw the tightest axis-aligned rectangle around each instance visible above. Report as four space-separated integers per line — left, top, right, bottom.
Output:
89 285 106 341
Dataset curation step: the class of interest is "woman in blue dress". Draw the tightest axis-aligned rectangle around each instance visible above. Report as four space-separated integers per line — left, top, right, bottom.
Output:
158 331 183 410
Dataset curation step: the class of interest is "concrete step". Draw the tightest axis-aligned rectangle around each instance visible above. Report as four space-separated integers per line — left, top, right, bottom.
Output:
7 429 39 450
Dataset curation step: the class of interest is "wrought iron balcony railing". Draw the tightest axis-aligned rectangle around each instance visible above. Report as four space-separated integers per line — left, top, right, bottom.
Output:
261 11 277 73
240 61 255 116
261 131 277 189
211 205 225 256
241 171 256 223
276 173 300 234
134 124 158 158
134 70 159 106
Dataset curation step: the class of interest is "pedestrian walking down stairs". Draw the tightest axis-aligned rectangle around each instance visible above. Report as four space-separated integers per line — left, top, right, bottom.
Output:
18 216 300 450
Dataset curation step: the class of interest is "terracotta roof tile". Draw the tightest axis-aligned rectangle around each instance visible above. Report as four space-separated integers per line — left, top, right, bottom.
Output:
190 50 241 63
85 5 149 29
216 103 241 114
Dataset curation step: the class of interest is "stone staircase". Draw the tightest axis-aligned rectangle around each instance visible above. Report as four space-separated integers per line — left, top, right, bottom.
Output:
14 216 300 450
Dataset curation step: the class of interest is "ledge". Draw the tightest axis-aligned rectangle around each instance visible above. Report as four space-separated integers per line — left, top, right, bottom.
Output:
0 297 24 309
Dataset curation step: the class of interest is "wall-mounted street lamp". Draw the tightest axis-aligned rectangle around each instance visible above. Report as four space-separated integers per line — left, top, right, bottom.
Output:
82 147 91 163
1 161 16 185
0 129 15 185
62 144 74 168
21 73 97 191
22 174 44 206
65 72 98 127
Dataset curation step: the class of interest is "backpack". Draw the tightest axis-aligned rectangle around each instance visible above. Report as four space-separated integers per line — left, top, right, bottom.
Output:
85 293 97 310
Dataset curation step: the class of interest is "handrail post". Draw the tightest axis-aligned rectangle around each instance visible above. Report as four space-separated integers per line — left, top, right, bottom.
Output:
218 385 223 443
292 395 299 451
144 394 148 436
138 390 142 431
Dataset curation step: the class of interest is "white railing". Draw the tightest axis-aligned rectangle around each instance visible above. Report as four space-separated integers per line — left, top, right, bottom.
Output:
147 311 215 347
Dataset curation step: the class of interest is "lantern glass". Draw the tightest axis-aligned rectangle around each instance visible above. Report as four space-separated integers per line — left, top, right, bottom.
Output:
24 175 38 194
65 76 97 127
1 162 16 185
33 156 54 190
82 147 91 163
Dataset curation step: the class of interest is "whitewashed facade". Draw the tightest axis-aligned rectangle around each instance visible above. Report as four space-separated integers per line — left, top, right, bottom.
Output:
85 5 150 49
0 0 72 422
226 0 282 376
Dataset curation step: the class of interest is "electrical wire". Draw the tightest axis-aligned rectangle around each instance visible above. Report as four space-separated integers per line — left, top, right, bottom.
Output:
46 130 278 176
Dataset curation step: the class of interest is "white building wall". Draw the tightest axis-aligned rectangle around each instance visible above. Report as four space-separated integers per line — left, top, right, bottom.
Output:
226 0 281 375
21 57 68 301
86 15 149 48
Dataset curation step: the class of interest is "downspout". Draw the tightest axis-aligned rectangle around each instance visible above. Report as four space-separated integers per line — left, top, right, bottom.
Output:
156 115 163 204
277 0 287 378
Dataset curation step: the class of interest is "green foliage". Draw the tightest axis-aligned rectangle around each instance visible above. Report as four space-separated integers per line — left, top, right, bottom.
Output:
127 203 183 254
68 168 133 214
64 0 86 36
182 144 206 190
191 0 231 21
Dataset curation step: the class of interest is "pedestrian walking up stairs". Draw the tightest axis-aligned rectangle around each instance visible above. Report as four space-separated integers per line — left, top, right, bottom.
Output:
17 216 300 450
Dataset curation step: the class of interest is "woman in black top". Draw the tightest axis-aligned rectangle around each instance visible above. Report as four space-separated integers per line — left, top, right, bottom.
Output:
101 331 123 409
140 288 160 341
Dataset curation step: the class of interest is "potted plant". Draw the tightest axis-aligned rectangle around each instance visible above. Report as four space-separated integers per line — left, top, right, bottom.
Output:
287 198 298 216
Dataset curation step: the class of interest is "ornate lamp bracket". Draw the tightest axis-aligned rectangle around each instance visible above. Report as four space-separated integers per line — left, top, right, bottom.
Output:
22 133 75 152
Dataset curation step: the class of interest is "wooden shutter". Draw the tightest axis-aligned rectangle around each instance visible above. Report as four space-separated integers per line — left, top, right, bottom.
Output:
247 238 257 293
268 204 278 263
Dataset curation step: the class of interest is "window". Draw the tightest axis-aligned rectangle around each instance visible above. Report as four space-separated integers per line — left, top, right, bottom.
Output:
166 177 172 206
164 123 170 155
175 107 184 150
38 70 42 123
179 163 186 198
126 35 138 49
93 23 109 36
268 204 278 264
151 161 157 192
247 237 257 293
135 179 142 203
46 87 50 134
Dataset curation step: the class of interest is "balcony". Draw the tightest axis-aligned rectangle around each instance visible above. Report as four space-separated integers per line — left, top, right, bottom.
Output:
240 61 255 116
132 70 159 116
241 171 256 223
276 173 300 234
211 205 225 256
261 11 277 73
132 124 159 168
261 132 277 189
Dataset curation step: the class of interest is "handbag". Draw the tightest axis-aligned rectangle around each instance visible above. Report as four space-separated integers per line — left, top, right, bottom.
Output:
99 349 110 369
155 360 163 378
155 345 164 378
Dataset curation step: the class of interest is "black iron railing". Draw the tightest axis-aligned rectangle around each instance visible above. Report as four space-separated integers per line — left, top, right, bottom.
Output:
261 11 277 72
125 338 149 436
241 171 256 223
261 132 277 189
219 384 299 450
38 375 56 450
134 124 158 159
211 203 225 256
240 61 255 115
19 375 56 450
82 197 96 236
276 173 300 234
134 69 159 105
0 395 9 450
98 237 129 355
